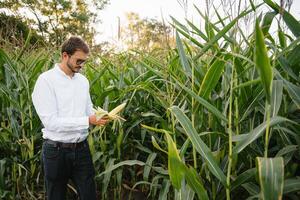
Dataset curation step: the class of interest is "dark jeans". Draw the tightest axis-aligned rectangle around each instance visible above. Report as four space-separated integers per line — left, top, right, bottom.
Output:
42 140 96 200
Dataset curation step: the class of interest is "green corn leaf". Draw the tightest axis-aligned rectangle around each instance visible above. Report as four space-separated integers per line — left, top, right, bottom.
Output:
186 19 208 42
16 29 32 61
242 183 260 196
231 168 256 191
277 56 299 82
278 25 287 48
271 80 283 117
176 31 192 78
233 116 291 154
204 15 216 41
261 12 277 35
158 179 171 200
143 153 157 182
263 0 300 37
287 44 300 68
256 157 284 200
213 5 226 27
169 106 227 186
151 136 168 154
165 133 184 189
283 178 300 194
284 81 300 108
172 78 228 122
249 0 256 11
141 124 174 135
194 5 235 44
139 60 227 122
171 17 204 48
276 145 298 165
97 160 145 178
276 71 300 108
180 139 191 157
0 83 23 111
233 78 261 90
183 165 209 200
276 36 300 58
102 158 116 194
199 56 227 99
28 58 48 83
194 7 257 60
255 19 273 103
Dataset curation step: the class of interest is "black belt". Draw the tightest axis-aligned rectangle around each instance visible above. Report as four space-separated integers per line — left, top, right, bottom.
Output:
45 139 87 149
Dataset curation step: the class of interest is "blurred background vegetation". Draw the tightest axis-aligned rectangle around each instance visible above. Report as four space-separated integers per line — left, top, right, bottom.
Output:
0 0 299 199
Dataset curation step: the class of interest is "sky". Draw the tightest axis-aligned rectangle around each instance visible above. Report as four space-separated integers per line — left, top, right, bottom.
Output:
95 0 204 44
94 0 300 44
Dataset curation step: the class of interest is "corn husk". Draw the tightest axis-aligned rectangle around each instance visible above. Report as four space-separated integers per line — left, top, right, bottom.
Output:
93 103 126 121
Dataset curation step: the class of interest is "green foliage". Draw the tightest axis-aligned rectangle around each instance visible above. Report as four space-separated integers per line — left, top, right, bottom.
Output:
0 13 45 47
121 12 174 51
0 0 109 45
256 157 284 200
0 0 300 199
254 19 273 104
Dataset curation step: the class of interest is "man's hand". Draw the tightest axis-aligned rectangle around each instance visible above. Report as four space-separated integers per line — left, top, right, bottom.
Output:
89 115 109 126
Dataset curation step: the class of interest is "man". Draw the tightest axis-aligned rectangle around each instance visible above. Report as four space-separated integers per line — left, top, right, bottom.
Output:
32 36 107 200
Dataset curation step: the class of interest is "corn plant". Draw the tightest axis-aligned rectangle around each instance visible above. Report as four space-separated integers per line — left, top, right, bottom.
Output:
136 0 300 199
0 0 299 199
0 34 52 199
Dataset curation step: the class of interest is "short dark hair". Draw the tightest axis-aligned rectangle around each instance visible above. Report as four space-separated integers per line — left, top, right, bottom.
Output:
61 36 89 55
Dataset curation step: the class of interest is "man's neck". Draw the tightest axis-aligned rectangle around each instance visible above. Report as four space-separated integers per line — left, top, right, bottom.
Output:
59 63 74 77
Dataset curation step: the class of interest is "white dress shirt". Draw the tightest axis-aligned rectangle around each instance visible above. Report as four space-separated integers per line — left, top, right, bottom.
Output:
32 64 94 143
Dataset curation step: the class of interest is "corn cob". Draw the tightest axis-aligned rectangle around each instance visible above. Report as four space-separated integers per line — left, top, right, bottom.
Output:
93 106 108 120
93 103 126 121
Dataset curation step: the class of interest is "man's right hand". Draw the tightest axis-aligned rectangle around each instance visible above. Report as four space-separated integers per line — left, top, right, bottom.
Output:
89 115 109 126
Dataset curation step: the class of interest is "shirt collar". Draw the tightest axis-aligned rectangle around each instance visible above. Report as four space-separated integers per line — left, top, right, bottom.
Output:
55 63 77 79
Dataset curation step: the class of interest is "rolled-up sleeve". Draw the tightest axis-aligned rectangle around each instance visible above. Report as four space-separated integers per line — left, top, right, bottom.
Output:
32 75 89 132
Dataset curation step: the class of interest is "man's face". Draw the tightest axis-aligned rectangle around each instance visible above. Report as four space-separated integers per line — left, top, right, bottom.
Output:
64 50 88 73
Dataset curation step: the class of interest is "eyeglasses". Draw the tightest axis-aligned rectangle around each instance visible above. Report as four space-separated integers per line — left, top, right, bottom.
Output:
68 54 87 66
75 59 86 66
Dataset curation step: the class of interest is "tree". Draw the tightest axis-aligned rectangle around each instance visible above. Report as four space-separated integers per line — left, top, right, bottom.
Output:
0 0 109 46
120 12 174 51
0 13 44 47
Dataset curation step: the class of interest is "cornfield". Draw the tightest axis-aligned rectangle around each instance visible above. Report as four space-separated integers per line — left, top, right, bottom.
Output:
0 0 299 199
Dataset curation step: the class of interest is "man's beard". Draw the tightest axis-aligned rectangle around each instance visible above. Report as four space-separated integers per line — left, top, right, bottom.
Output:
67 60 81 73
